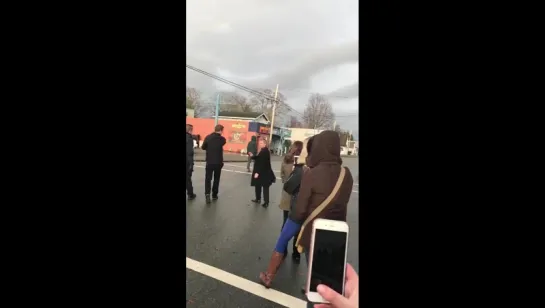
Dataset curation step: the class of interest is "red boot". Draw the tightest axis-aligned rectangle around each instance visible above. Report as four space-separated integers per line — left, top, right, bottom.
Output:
259 251 285 288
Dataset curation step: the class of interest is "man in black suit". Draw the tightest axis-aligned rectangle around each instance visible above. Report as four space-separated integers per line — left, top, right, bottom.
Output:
186 124 196 200
201 124 226 204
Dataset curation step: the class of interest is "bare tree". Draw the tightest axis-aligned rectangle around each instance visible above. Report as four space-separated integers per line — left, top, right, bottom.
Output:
250 89 289 122
289 116 304 128
186 87 210 117
302 93 335 129
220 92 256 112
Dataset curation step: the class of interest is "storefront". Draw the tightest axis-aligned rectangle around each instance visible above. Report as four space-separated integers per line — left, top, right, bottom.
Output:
248 122 282 153
186 117 250 153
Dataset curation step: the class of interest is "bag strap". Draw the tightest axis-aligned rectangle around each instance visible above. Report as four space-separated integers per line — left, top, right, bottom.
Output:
295 167 346 252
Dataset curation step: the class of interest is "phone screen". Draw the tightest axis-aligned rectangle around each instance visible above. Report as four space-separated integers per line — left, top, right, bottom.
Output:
309 229 347 294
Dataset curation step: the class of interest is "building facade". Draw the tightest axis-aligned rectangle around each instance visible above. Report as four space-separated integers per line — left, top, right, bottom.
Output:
186 112 283 154
285 128 324 143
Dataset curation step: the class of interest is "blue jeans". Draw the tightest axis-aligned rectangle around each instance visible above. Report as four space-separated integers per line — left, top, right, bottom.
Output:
274 218 301 253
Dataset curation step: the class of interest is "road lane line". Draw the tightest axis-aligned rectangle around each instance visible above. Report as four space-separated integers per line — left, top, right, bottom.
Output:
193 165 359 193
186 257 307 308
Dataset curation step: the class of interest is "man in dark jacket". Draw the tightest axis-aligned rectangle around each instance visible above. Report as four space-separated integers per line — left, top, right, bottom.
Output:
246 135 257 172
201 124 226 203
186 124 196 200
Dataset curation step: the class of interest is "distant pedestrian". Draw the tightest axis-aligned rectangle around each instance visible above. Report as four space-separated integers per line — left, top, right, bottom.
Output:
196 134 201 149
250 138 276 208
246 135 258 172
186 124 196 200
202 124 226 204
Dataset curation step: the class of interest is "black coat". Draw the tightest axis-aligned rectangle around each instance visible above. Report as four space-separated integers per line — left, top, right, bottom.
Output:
186 132 194 168
251 147 276 187
202 132 226 165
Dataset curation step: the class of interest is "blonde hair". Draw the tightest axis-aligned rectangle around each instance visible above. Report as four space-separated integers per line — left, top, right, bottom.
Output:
297 138 311 166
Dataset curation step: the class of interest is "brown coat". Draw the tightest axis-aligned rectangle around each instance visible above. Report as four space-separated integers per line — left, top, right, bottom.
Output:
278 160 294 211
291 131 354 252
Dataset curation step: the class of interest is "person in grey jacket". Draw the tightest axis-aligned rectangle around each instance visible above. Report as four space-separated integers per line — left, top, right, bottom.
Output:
186 124 196 200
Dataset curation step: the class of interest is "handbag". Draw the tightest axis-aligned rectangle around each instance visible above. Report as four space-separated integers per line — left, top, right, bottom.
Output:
294 167 346 254
283 166 303 195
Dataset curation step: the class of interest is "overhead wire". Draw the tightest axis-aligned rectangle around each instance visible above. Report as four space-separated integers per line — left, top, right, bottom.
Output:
187 64 358 122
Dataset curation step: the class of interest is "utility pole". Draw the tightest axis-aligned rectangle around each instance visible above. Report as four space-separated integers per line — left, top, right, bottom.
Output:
333 120 336 131
268 84 279 147
214 93 220 126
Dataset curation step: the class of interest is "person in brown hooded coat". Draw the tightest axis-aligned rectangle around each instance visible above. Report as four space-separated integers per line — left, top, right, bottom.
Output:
258 131 354 294
292 130 354 293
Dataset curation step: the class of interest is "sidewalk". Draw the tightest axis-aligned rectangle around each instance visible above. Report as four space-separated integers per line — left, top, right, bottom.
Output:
194 149 248 162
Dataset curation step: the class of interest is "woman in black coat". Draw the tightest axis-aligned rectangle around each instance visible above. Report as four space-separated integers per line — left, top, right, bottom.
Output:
250 138 276 207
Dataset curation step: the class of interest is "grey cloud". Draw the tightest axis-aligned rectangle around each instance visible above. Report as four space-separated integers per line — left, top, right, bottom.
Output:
325 83 359 99
187 0 359 136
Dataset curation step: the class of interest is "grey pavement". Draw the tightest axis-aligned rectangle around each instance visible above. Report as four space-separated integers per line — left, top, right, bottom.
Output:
186 158 359 307
194 149 358 162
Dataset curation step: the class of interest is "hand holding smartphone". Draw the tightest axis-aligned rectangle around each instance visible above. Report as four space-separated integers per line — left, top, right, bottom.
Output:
305 219 349 304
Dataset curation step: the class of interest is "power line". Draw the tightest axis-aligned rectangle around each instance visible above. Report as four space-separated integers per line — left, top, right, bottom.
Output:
186 65 276 101
186 64 358 119
187 64 306 118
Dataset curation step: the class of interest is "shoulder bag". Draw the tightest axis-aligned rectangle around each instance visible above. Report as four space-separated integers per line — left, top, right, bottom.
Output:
295 167 346 253
283 166 304 195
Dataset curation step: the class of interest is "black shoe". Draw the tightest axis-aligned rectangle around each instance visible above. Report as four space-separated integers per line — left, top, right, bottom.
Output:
212 195 218 201
205 195 211 204
188 194 197 200
292 252 301 263
261 202 269 208
251 199 261 203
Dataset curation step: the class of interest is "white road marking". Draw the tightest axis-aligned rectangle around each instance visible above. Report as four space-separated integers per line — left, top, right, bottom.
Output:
186 257 307 308
193 165 359 193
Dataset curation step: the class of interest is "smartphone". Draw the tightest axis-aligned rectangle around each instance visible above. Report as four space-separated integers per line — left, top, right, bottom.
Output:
306 219 349 304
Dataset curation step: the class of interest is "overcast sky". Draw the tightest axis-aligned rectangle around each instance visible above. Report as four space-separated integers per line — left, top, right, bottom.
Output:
187 0 359 139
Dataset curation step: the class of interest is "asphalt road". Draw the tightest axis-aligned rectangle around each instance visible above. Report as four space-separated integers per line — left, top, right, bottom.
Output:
186 157 359 307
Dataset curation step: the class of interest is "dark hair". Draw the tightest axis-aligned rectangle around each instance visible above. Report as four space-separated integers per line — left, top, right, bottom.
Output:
284 141 303 163
214 124 224 132
307 136 314 155
186 124 193 132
